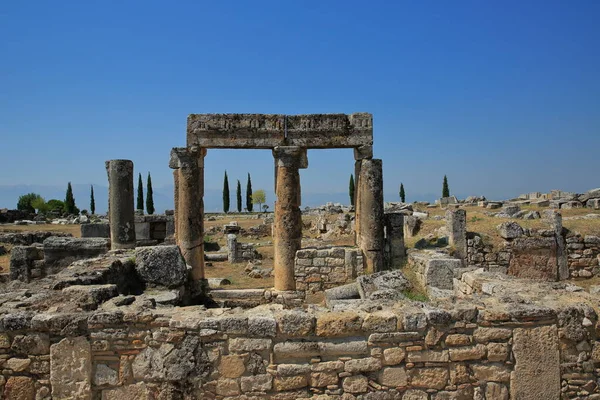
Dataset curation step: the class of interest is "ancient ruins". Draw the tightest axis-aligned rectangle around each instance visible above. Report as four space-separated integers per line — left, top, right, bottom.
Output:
0 113 599 399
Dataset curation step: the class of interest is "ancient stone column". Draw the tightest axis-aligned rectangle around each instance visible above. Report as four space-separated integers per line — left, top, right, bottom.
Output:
384 212 405 269
353 146 372 247
105 160 136 250
227 234 240 263
273 146 307 291
544 210 568 280
169 147 205 281
446 208 467 263
356 158 384 273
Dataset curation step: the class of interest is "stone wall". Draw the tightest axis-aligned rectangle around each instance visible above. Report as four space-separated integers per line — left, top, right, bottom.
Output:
0 302 597 399
295 247 364 293
566 235 600 278
467 231 600 279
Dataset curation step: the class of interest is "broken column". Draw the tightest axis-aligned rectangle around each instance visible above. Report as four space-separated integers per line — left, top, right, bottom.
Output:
384 212 405 269
545 210 568 280
169 147 205 281
273 146 307 291
446 208 467 263
353 145 372 246
227 234 240 263
105 160 136 249
356 158 384 273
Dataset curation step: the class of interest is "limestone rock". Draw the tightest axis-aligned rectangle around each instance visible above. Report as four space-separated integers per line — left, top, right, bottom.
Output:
511 325 560 399
497 222 523 239
357 269 411 300
134 245 188 288
3 376 35 400
50 336 92 400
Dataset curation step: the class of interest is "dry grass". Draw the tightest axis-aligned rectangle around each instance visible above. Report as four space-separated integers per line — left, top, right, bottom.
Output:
407 204 600 250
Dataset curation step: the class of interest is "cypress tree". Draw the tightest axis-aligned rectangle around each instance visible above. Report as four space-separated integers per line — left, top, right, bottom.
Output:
349 174 355 206
146 172 155 215
400 183 406 203
442 175 450 198
136 173 144 213
90 185 96 215
64 182 77 214
236 180 242 213
246 173 253 212
223 171 230 213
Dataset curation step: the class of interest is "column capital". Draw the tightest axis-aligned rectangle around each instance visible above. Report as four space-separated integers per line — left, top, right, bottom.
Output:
353 145 373 160
272 146 308 169
169 147 207 169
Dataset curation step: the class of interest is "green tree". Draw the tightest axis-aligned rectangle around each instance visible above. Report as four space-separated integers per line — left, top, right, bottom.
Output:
252 189 266 211
400 183 406 203
146 172 155 215
17 193 43 213
349 174 355 206
442 175 450 198
223 171 230 213
31 197 48 213
64 182 78 215
236 180 242 213
47 199 65 214
246 173 253 212
90 185 96 215
136 173 144 213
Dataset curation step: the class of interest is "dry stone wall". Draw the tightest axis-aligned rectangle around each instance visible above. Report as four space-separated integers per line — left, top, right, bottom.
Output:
0 301 598 399
294 247 365 293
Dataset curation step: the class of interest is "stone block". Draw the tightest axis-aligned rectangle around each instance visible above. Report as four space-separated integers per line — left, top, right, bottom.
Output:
50 336 92 399
134 245 188 288
80 223 110 238
510 325 560 399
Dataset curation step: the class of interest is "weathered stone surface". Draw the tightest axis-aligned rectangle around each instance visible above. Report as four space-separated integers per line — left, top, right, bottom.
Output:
187 113 372 149
344 357 382 373
276 310 315 336
473 327 512 343
229 338 272 353
446 209 467 261
94 364 119 386
357 269 411 299
105 159 136 249
50 336 92 399
408 367 448 389
508 236 559 281
316 312 362 336
486 382 509 400
511 325 560 399
497 222 523 239
383 347 406 365
310 371 338 387
219 354 246 378
241 374 273 392
342 375 368 393
134 245 188 288
357 158 385 273
472 364 510 382
273 375 308 391
6 357 31 372
101 383 151 400
80 223 110 238
379 367 407 387
3 376 35 400
402 389 429 400
11 333 49 355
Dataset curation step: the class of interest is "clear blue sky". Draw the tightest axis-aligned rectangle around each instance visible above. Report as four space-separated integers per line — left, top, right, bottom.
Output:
1 0 599 208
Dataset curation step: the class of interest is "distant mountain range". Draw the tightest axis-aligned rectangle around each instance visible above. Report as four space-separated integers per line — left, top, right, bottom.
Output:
0 184 449 214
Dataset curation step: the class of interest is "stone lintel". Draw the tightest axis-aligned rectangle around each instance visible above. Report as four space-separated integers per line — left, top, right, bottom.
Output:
187 113 372 149
273 146 308 169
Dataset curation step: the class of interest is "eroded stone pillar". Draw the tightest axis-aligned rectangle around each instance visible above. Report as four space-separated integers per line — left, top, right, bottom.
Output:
273 146 307 291
446 208 467 263
356 158 384 273
105 160 136 250
169 147 205 281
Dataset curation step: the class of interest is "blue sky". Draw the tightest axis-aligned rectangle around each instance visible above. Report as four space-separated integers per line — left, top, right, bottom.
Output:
1 1 599 211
